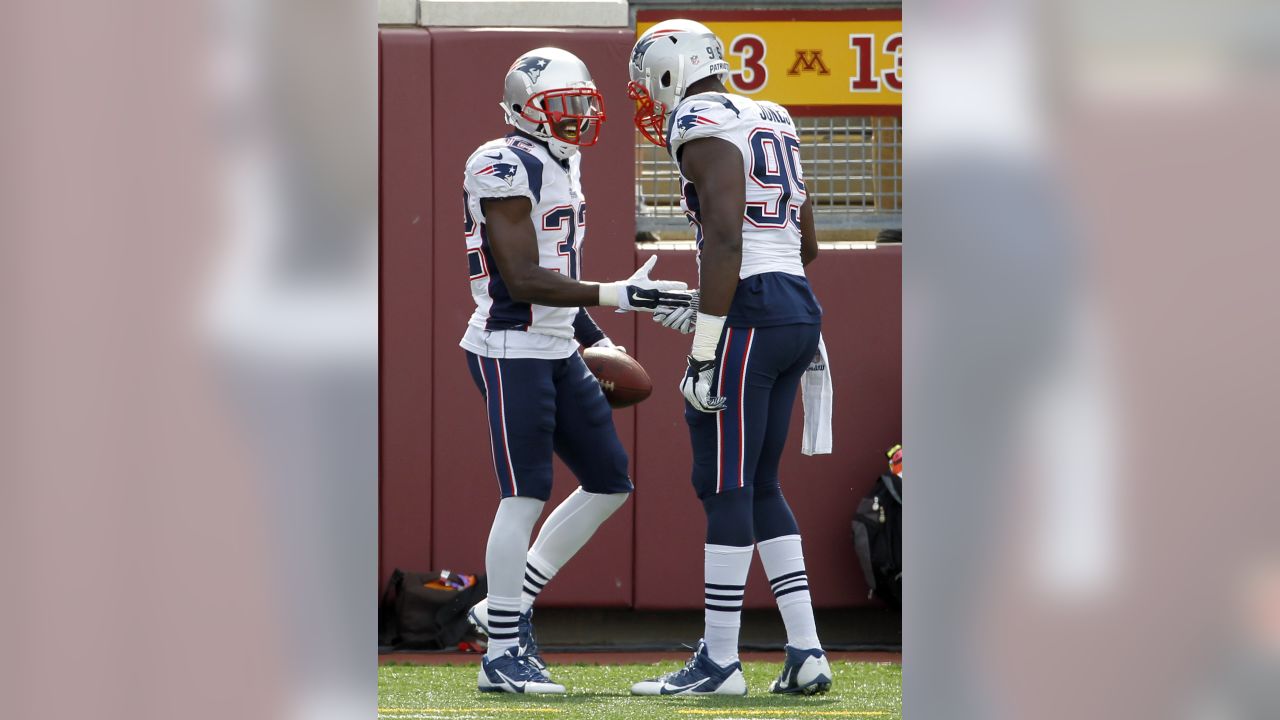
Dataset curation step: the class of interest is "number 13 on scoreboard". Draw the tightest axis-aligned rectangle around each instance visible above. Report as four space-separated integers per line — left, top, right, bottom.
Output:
722 29 903 99
849 33 903 93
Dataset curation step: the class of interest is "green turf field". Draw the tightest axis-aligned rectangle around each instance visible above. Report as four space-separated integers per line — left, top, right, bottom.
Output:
379 659 901 719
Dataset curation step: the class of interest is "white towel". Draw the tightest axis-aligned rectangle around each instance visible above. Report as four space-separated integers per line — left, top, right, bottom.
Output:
801 334 833 455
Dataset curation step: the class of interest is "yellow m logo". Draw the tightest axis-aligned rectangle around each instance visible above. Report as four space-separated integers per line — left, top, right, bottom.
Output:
787 50 830 76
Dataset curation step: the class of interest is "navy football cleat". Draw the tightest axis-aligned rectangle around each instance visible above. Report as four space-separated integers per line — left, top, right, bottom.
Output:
518 610 548 672
630 640 748 696
467 601 549 674
768 644 833 695
477 646 565 694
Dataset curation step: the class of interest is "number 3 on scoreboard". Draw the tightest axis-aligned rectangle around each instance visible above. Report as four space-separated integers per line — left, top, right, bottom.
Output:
728 34 767 94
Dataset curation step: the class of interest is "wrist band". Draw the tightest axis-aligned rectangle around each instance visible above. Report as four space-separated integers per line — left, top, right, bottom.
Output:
598 282 619 307
690 312 726 361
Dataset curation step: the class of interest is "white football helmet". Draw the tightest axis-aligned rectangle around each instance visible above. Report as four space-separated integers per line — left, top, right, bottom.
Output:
628 19 730 146
501 47 606 160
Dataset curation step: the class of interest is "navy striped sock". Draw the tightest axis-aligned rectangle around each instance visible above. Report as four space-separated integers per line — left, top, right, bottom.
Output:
759 534 821 650
484 599 522 658
769 568 810 598
520 560 552 611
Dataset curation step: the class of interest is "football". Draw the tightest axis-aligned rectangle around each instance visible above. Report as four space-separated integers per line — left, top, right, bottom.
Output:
582 347 653 408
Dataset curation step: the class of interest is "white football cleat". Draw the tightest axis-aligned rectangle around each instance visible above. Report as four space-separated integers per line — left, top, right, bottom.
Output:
466 598 490 635
768 644 832 695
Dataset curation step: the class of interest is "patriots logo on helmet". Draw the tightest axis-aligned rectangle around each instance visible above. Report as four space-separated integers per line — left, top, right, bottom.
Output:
676 112 719 136
631 35 659 68
475 162 518 185
515 56 551 83
631 29 681 68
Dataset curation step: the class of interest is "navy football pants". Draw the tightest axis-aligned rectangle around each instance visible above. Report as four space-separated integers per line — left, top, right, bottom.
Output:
686 322 822 546
466 351 633 501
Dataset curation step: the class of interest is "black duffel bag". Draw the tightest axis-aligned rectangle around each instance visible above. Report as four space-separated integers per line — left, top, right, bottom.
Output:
378 569 487 650
852 472 902 606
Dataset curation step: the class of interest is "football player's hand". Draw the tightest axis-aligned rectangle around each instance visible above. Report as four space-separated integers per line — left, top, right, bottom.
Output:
599 256 692 313
625 255 688 293
605 256 694 313
591 337 627 354
680 311 727 412
653 290 698 334
680 356 726 412
620 285 694 313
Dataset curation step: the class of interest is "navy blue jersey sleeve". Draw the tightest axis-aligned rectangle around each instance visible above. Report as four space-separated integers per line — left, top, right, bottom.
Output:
572 307 607 347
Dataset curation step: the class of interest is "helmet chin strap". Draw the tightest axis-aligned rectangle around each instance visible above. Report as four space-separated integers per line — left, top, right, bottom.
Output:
500 102 524 130
533 121 578 160
507 122 578 161
674 55 687 101
547 138 579 160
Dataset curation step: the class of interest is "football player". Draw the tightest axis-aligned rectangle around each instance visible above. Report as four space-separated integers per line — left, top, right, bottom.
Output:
461 47 692 695
626 21 832 696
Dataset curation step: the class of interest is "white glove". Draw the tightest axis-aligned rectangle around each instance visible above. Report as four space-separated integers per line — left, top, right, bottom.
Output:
653 290 698 334
679 312 727 413
591 337 627 354
598 256 693 313
680 357 726 412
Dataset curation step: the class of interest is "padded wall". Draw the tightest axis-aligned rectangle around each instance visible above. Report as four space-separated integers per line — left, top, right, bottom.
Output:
379 30 436 586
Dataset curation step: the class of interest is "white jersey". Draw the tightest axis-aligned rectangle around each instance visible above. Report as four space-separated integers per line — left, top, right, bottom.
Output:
460 134 586 359
668 93 808 279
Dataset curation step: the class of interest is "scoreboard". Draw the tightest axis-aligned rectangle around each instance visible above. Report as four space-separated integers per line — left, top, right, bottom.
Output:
636 9 902 116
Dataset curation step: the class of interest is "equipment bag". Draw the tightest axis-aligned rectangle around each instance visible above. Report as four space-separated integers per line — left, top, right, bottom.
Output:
378 569 487 650
852 473 903 605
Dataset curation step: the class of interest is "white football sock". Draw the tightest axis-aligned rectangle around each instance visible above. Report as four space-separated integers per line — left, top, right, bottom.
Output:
758 534 822 650
703 543 754 666
484 496 544 660
523 489 629 612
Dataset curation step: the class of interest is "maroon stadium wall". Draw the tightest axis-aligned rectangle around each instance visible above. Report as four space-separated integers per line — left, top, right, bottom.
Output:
379 27 901 610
